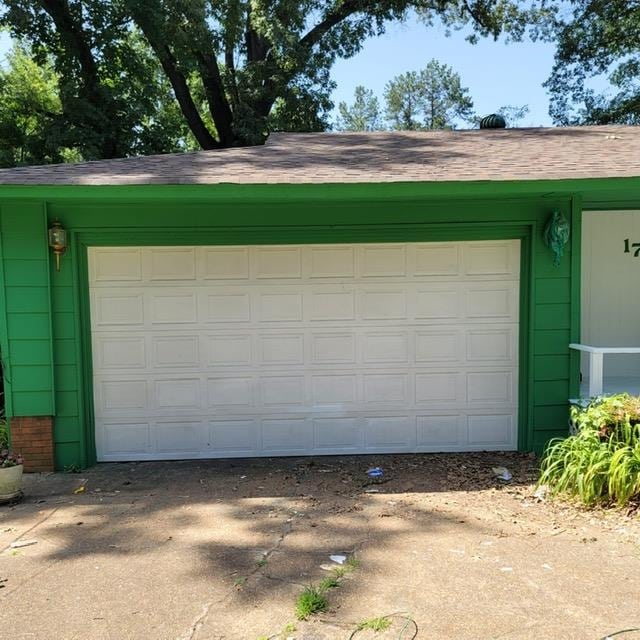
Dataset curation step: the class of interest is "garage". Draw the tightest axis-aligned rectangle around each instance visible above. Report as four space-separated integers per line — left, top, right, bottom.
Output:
89 240 520 461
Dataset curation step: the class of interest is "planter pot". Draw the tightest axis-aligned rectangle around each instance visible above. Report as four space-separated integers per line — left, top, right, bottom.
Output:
0 465 23 502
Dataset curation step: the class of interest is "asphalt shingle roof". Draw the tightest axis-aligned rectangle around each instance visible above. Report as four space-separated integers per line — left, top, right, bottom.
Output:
0 126 638 186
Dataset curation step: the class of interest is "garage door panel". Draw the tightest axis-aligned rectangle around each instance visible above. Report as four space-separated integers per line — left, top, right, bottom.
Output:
207 334 252 365
467 414 514 447
310 246 355 278
152 335 200 368
203 247 250 280
93 290 144 326
417 415 463 448
209 419 259 453
314 417 362 450
414 243 460 276
92 247 143 282
309 289 356 320
466 286 517 320
360 245 407 277
156 420 207 453
361 288 407 320
311 333 357 364
90 241 520 460
362 331 409 363
208 377 254 408
365 416 413 449
415 372 462 404
311 374 358 406
149 247 197 281
415 330 462 363
262 418 312 452
259 291 303 322
94 335 147 369
414 287 460 320
464 241 518 276
255 246 302 279
467 371 514 403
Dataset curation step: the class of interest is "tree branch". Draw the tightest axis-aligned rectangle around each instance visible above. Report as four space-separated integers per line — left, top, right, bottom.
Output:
39 0 119 157
193 50 235 146
156 45 221 150
299 0 370 49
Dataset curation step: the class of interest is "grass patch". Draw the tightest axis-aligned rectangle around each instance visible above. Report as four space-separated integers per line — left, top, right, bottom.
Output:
282 622 296 633
318 575 340 591
357 616 392 632
256 555 269 568
540 394 640 507
295 585 329 620
345 555 361 570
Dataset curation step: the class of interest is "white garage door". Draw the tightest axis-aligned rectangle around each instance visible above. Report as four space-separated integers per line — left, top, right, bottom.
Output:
89 241 520 461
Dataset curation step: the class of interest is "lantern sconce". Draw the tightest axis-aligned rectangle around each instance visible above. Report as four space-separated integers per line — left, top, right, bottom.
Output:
543 210 570 267
48 219 67 272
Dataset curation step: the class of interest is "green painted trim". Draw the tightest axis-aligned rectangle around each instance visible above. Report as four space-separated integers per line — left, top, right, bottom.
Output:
518 226 535 451
71 232 91 467
44 205 56 416
569 197 582 399
74 222 536 464
0 176 639 205
0 219 12 419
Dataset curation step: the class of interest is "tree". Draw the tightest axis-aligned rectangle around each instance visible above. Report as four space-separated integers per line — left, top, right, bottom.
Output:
384 60 474 130
545 0 640 125
495 104 530 127
0 1 546 157
0 45 72 167
336 85 384 131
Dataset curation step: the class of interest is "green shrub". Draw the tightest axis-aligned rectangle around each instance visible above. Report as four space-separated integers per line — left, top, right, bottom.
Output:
539 394 640 507
0 420 8 450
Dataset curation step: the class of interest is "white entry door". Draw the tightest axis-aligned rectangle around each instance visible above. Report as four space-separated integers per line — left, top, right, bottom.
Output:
89 241 520 461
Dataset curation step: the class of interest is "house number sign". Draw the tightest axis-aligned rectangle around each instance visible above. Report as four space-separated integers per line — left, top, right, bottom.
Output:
623 239 640 257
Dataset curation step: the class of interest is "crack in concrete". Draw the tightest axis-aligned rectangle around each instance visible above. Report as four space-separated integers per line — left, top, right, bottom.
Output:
176 517 295 640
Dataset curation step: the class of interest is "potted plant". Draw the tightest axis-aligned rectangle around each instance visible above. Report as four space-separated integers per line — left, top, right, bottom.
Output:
0 449 24 502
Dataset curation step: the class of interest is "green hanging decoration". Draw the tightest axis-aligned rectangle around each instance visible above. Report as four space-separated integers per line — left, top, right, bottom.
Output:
543 210 570 267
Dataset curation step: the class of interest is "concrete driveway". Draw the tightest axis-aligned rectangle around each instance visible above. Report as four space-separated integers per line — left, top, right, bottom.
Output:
1 453 639 640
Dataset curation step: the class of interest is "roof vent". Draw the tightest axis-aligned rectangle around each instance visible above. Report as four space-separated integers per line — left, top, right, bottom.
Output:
479 113 506 129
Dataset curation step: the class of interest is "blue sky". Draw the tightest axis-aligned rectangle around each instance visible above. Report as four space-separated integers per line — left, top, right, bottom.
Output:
330 17 557 127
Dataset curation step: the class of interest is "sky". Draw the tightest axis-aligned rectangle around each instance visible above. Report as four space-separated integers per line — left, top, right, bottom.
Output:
329 16 557 127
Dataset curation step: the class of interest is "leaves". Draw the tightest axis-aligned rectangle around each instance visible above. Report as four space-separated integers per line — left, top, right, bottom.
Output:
384 60 475 130
539 394 640 507
545 0 640 125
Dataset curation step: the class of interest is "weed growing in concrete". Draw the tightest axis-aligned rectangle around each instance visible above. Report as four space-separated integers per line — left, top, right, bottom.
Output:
356 616 392 632
295 586 329 620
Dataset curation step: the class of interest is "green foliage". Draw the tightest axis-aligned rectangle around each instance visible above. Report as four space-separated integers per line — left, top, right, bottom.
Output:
539 394 640 507
545 0 640 125
295 585 329 620
337 85 384 132
495 104 530 127
0 1 546 158
384 60 474 130
356 616 392 632
0 420 8 450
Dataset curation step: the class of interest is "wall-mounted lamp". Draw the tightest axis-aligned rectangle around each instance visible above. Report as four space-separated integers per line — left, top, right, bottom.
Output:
48 219 67 272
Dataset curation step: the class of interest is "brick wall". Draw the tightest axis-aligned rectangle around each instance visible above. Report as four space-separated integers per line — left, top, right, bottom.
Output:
10 416 54 472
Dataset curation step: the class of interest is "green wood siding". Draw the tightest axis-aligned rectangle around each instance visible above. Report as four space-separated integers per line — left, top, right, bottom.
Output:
0 178 624 469
0 202 54 422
